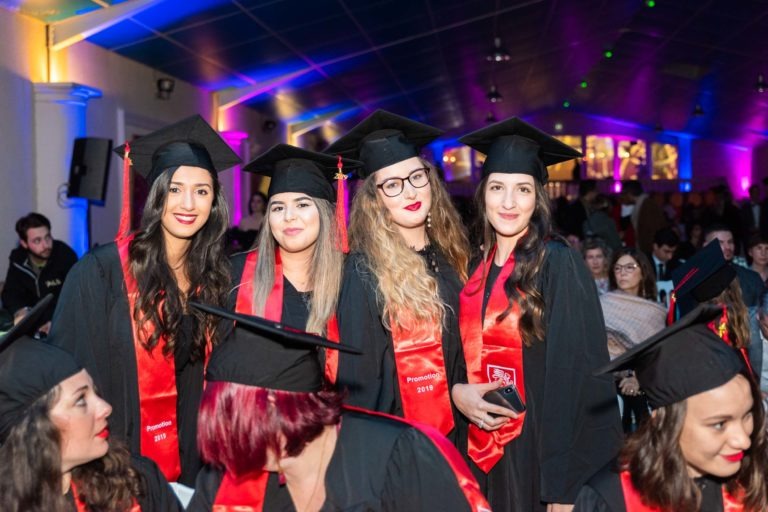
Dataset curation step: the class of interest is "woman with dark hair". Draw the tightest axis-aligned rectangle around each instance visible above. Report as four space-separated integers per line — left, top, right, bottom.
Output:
455 118 622 511
574 305 768 512
325 110 471 446
186 304 490 511
50 115 240 485
0 298 180 511
601 248 666 432
229 191 267 251
229 145 359 383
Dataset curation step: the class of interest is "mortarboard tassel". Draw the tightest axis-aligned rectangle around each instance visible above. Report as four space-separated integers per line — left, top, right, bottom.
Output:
116 142 132 241
666 267 699 325
334 154 349 254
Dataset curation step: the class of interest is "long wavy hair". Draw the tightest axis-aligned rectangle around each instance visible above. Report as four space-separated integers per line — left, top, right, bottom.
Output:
250 197 342 335
129 167 231 360
198 381 344 476
0 387 144 512
707 279 750 350
608 247 658 301
621 372 768 511
469 177 551 347
348 158 469 329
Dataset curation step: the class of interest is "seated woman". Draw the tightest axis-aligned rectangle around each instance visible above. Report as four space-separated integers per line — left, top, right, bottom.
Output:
601 248 666 431
0 297 180 511
186 304 489 512
574 305 768 511
583 237 612 294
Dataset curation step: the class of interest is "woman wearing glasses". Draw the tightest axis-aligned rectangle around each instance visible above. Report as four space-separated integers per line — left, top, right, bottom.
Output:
600 247 666 432
326 110 472 449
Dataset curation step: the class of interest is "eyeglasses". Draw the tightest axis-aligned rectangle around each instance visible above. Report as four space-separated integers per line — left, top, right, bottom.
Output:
613 263 640 274
376 168 430 197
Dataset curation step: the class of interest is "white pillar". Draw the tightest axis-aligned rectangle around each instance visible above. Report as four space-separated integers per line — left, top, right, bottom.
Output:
220 130 249 226
33 82 102 256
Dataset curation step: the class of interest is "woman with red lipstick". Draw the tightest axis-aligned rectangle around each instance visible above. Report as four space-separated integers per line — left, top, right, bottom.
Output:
574 305 768 512
326 110 472 449
0 298 181 511
455 118 622 512
49 115 240 486
230 144 361 382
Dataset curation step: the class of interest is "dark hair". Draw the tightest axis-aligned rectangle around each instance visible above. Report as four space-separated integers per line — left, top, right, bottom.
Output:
608 247 657 300
746 233 768 252
582 236 611 261
248 192 268 215
0 387 144 512
197 382 343 476
653 227 680 248
129 166 231 360
15 212 51 241
703 223 732 240
471 177 551 347
578 179 597 197
621 372 768 512
622 180 644 197
589 193 612 213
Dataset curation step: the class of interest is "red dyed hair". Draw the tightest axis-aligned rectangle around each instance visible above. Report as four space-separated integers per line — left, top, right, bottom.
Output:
197 382 343 477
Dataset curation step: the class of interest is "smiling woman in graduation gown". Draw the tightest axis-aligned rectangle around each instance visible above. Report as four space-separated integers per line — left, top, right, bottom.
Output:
454 118 623 511
228 144 361 381
185 304 490 512
574 305 768 512
49 115 240 486
325 110 472 449
0 297 181 511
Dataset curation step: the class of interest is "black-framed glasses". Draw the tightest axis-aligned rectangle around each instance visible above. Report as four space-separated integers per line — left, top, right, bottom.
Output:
376 168 431 197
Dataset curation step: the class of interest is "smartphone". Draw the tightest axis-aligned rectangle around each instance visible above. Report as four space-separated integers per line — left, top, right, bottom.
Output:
483 384 526 416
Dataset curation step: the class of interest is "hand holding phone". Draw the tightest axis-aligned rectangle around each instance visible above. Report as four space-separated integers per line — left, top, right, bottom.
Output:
483 384 526 417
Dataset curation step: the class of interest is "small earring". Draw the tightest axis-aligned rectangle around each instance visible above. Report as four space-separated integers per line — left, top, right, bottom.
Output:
427 212 432 229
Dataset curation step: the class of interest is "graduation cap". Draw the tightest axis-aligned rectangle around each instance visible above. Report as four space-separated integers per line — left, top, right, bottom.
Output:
190 302 361 393
324 110 444 178
668 240 736 323
112 115 242 239
0 295 82 443
594 304 745 409
458 117 582 184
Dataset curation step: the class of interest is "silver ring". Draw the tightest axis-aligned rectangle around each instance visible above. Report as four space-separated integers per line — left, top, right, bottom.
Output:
479 419 485 429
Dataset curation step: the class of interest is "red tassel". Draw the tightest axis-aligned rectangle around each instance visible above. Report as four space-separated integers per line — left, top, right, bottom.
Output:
334 155 349 254
116 142 132 241
666 293 676 326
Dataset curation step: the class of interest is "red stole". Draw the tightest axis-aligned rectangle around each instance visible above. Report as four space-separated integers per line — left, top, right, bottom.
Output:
70 481 140 511
619 471 744 511
212 472 269 512
117 235 182 481
234 249 341 383
459 247 527 473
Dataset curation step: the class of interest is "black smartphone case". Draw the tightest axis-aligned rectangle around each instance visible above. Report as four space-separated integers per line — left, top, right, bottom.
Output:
483 384 526 416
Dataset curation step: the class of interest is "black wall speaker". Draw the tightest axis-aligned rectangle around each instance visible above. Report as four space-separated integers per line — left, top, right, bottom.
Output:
68 137 113 205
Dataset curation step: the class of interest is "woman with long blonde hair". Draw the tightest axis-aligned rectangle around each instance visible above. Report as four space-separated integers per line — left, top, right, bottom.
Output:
231 144 360 381
326 110 471 448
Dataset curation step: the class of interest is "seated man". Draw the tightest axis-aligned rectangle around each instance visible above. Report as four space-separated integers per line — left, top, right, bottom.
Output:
1 213 77 329
704 223 764 308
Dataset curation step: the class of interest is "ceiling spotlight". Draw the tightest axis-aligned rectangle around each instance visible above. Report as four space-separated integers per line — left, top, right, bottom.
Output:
487 85 503 103
156 78 175 100
692 104 705 117
485 111 498 124
486 37 511 62
756 73 766 93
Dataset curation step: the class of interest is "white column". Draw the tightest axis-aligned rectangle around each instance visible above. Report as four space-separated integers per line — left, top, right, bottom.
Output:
33 82 102 256
220 130 249 226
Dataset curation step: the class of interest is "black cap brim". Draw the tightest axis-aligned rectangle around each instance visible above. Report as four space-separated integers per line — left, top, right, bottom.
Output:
0 294 53 351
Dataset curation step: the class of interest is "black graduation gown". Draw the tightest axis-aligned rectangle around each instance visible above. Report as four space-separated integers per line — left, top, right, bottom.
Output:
573 465 728 512
65 455 182 511
48 243 205 485
470 241 622 510
187 409 483 512
335 249 469 450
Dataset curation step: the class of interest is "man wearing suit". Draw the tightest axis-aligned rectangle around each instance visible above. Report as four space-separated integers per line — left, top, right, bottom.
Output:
704 223 765 308
748 290 768 396
648 227 682 281
741 184 766 240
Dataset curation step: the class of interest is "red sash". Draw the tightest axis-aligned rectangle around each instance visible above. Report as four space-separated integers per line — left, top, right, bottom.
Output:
459 247 527 473
619 470 744 511
212 471 269 512
117 236 182 481
344 405 491 512
235 249 341 383
71 481 141 511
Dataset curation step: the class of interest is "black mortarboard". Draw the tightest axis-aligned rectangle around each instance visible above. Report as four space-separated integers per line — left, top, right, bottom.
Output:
113 114 241 185
324 110 444 178
243 144 362 202
190 302 361 393
595 305 745 409
458 117 582 184
669 240 736 321
0 295 82 442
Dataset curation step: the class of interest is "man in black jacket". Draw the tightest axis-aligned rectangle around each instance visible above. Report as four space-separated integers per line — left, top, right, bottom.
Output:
1 213 77 328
